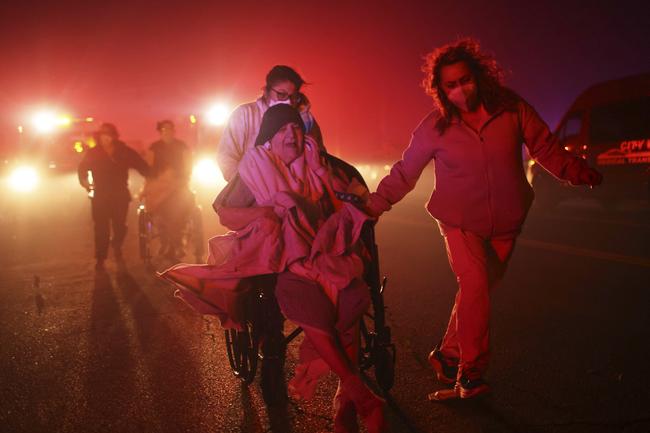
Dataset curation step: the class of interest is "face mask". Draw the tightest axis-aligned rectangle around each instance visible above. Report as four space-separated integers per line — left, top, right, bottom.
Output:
447 83 476 112
269 98 291 107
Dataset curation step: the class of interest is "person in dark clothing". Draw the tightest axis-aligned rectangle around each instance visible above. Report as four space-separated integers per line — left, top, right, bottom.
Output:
148 120 191 182
142 120 194 260
78 123 149 270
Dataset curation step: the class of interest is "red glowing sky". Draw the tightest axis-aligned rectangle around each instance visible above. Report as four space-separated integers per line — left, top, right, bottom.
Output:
1 0 648 160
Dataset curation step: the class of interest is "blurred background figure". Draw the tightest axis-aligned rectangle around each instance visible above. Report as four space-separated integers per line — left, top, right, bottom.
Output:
217 65 325 182
77 123 150 271
142 120 194 261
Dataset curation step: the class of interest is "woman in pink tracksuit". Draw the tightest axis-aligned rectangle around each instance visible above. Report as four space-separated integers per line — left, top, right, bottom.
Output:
366 38 603 400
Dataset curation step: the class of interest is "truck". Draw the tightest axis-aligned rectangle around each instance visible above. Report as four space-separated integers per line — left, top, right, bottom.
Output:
531 72 650 210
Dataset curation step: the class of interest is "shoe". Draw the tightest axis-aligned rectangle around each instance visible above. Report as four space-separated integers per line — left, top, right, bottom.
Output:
457 375 490 399
333 381 359 433
341 375 386 433
428 375 490 401
427 345 458 384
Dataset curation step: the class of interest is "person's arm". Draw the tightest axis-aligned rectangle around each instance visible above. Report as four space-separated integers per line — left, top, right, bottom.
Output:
127 147 151 178
77 152 91 190
144 148 156 172
521 101 602 186
217 106 248 182
366 129 436 216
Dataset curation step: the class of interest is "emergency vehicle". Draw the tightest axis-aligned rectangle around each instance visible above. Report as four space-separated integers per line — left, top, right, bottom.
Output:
532 72 650 208
4 114 96 193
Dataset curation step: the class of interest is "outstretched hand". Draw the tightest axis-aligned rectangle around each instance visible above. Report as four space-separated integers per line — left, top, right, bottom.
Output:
364 192 392 219
576 167 603 188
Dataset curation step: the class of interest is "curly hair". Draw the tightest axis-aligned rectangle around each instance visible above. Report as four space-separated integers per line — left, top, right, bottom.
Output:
422 38 511 131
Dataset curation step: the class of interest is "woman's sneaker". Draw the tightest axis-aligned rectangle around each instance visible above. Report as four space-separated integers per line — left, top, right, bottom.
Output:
457 376 489 399
427 345 458 384
428 375 490 401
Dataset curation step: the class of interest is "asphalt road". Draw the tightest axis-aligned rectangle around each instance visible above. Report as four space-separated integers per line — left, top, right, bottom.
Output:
1 170 649 433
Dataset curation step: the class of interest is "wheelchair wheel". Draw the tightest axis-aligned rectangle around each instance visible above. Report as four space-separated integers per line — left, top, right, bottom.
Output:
189 205 204 263
359 319 396 392
224 322 259 385
137 205 153 264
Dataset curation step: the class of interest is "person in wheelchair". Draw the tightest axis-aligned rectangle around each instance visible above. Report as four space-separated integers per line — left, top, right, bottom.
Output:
160 105 386 433
141 120 194 260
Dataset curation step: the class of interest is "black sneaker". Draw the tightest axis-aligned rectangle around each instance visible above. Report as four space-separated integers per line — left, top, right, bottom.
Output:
428 375 489 401
427 345 458 384
457 375 490 399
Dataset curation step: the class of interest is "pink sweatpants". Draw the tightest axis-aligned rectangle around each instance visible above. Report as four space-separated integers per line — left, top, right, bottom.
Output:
439 224 516 379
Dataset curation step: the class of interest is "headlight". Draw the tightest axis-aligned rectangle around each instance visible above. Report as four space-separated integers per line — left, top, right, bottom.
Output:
31 110 71 134
191 158 223 187
205 103 230 126
8 165 40 193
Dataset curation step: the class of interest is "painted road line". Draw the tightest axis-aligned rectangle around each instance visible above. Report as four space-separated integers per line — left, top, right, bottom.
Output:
536 213 650 230
517 238 650 268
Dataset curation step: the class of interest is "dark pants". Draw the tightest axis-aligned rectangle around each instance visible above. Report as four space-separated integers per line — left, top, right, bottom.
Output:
91 197 130 260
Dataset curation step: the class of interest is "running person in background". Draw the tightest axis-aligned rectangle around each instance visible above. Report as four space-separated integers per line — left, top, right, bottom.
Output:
78 123 149 271
217 65 324 182
143 120 194 260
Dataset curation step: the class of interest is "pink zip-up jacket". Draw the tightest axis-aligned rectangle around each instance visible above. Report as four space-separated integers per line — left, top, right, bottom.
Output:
373 97 589 238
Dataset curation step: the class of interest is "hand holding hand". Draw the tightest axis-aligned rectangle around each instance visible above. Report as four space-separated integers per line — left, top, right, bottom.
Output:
364 193 392 218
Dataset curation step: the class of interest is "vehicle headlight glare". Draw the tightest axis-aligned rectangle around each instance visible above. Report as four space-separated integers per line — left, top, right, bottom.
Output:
8 166 40 192
191 158 222 186
205 104 230 126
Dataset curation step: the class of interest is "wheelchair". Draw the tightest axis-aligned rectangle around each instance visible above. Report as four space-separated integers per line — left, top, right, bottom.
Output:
137 188 204 265
216 155 396 405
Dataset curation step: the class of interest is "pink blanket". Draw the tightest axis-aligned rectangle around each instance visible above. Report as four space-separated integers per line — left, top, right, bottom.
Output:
159 147 370 329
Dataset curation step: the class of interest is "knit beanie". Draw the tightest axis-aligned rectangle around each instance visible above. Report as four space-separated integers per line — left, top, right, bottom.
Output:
254 104 305 147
